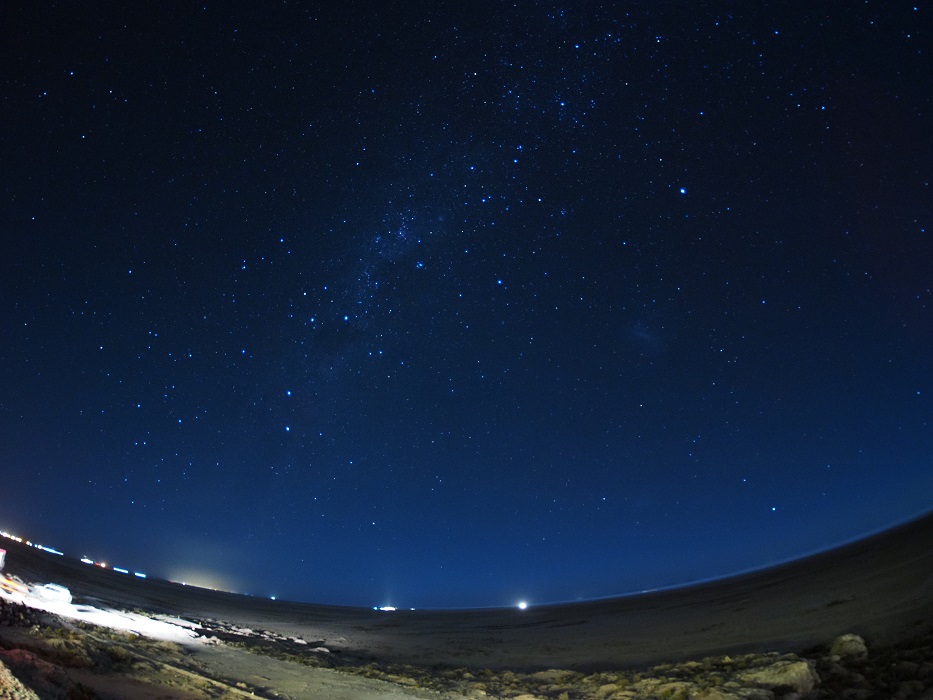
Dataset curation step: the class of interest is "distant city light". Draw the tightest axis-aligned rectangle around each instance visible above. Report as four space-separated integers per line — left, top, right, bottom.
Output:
113 567 129 574
0 531 23 543
32 543 63 556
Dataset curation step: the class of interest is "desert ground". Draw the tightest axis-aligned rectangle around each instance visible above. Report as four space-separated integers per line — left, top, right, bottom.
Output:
1 513 932 699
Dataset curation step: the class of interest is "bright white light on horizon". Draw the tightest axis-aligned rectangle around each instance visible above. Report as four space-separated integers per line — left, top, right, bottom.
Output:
517 601 528 610
166 568 239 593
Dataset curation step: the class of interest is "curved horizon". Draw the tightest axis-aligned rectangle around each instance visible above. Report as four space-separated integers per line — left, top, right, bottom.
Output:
5 506 933 611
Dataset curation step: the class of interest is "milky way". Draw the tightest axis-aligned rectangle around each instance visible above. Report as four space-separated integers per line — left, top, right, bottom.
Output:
1 3 930 608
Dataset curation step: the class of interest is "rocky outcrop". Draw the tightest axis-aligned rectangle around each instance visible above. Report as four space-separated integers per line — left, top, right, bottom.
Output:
366 629 933 699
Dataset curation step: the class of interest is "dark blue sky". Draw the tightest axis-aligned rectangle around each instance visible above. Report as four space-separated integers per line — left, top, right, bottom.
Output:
1 2 931 608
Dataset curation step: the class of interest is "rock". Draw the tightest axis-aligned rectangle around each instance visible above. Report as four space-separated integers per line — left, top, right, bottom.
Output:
595 683 619 699
895 680 925 698
633 678 662 692
829 634 868 660
695 690 744 700
734 690 774 700
656 681 695 699
0 651 61 700
838 691 872 700
824 661 850 679
529 669 575 683
895 660 921 679
0 658 40 700
738 659 819 696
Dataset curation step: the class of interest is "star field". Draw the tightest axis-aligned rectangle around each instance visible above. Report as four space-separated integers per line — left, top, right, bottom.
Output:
1 2 931 608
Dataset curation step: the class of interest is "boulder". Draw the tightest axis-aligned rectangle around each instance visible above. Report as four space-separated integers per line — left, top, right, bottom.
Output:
829 633 868 660
738 659 819 696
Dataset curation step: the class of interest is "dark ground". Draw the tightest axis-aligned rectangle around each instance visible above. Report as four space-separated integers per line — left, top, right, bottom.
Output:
3 512 932 671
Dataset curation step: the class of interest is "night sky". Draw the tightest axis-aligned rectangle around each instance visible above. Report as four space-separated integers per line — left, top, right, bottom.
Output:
1 2 931 609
